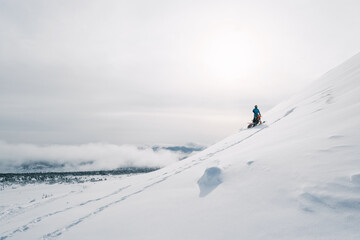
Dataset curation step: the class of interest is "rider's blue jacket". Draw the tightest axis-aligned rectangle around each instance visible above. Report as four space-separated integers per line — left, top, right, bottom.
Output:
253 108 261 118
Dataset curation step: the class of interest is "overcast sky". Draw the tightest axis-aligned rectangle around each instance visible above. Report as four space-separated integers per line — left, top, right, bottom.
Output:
1 0 360 146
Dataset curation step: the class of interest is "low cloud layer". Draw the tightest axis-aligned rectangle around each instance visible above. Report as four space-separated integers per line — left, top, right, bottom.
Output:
0 140 194 173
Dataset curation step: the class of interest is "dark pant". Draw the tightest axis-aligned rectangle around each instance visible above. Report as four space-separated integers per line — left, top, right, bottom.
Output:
253 117 259 125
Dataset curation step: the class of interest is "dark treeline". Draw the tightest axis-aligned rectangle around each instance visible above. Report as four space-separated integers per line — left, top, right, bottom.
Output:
0 167 159 188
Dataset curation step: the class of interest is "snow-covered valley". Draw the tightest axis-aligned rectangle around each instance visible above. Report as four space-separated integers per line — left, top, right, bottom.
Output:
1 53 360 239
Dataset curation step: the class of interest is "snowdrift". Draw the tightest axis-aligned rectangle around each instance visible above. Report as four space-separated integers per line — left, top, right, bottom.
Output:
1 53 360 240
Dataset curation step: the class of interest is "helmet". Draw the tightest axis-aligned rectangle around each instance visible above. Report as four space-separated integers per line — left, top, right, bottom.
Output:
255 105 258 108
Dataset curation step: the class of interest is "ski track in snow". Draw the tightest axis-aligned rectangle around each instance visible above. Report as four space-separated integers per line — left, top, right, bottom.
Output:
0 110 295 240
42 158 211 239
0 189 82 223
0 185 131 240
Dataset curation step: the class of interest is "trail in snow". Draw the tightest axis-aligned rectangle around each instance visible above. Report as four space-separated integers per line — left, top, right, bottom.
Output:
0 185 130 240
0 189 84 223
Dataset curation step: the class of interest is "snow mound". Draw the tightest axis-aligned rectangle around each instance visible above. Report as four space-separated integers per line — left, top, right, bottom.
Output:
197 167 222 197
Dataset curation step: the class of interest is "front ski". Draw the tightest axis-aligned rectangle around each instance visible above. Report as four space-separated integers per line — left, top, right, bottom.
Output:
247 120 265 129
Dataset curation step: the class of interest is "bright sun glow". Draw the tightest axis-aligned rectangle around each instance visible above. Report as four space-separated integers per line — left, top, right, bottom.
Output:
199 26 263 80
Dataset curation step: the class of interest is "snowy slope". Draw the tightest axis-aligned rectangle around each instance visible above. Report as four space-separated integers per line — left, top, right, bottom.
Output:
1 53 360 240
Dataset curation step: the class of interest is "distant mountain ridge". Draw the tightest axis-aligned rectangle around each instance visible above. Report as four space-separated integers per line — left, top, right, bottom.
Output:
152 144 205 154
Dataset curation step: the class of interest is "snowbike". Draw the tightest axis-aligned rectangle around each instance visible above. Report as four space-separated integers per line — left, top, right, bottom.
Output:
247 116 264 128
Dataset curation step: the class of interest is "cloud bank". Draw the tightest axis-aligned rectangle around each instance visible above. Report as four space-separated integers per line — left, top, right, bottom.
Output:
0 140 191 173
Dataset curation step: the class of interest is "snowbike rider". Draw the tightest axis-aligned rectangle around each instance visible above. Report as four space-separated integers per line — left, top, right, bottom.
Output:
252 105 262 126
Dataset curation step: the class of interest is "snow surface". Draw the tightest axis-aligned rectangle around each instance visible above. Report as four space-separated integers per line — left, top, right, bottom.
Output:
1 53 360 239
